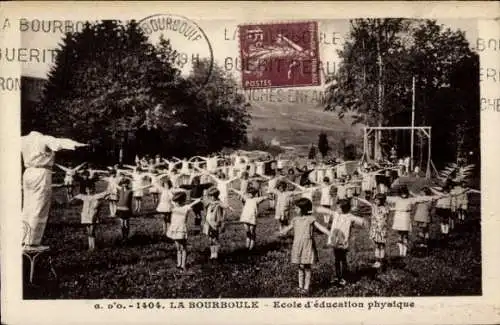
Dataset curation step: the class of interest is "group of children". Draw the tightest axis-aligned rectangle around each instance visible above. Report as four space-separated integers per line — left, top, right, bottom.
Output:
276 179 478 293
54 152 479 288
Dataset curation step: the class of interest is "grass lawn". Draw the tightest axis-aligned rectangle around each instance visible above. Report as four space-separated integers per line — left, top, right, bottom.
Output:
23 178 481 299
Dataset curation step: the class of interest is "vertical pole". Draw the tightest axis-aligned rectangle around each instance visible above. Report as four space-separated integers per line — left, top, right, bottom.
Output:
363 128 367 162
410 76 416 172
426 127 431 179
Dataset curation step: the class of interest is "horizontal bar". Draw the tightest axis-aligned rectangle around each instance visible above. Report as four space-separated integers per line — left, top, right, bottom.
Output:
363 126 431 130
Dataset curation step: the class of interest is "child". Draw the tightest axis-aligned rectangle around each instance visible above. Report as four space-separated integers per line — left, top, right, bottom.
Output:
317 200 366 286
456 181 477 224
167 191 202 272
232 187 270 251
146 169 163 207
56 162 86 201
319 177 335 224
272 180 302 232
335 177 347 202
180 175 213 232
204 187 226 260
279 198 329 294
239 171 250 198
431 184 453 242
198 168 239 208
116 178 134 241
356 194 389 268
104 169 120 218
387 185 413 257
156 178 174 237
350 172 362 211
70 185 109 250
387 185 438 257
410 187 434 249
116 178 151 241
131 167 147 213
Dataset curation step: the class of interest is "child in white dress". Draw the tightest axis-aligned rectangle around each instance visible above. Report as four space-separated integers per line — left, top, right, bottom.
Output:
156 178 174 237
131 168 147 213
103 169 120 218
167 191 202 272
232 187 270 251
317 200 366 286
271 181 302 232
387 185 438 257
56 162 87 201
70 184 109 250
319 177 335 224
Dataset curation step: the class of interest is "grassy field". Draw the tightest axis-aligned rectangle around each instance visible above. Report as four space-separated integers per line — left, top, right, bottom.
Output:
24 177 481 299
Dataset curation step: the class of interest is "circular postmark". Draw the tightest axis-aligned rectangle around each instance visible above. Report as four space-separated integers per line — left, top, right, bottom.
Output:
138 13 214 94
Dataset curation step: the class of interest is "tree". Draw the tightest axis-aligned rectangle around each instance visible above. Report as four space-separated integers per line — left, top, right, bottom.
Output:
37 20 251 163
325 19 412 160
325 19 479 166
344 143 357 161
318 132 330 158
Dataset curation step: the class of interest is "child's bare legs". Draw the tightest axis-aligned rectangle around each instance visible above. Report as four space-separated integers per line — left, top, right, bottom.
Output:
244 224 251 249
334 248 348 285
459 208 467 222
303 264 312 293
398 232 409 257
174 240 188 270
175 240 182 268
109 201 117 218
66 185 74 202
120 218 130 241
244 224 256 250
162 213 171 237
152 193 159 206
86 224 96 250
321 205 331 224
449 212 456 231
298 265 305 290
373 243 385 267
209 235 219 259
134 197 142 213
249 225 256 250
351 196 359 210
440 210 450 240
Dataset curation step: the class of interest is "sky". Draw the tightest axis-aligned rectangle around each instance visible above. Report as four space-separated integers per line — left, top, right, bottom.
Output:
19 18 479 88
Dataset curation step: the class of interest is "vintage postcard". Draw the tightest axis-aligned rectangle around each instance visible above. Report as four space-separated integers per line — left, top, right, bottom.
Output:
1 1 499 325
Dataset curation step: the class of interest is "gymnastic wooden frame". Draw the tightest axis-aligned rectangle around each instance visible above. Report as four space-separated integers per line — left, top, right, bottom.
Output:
362 126 433 178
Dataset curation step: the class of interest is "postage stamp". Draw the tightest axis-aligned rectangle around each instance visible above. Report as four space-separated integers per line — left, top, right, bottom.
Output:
239 21 320 89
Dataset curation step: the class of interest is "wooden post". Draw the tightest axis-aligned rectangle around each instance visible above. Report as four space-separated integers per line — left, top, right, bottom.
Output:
426 127 432 179
410 76 416 172
363 128 368 162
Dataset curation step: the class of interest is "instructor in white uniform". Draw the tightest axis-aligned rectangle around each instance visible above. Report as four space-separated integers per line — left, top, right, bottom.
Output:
22 131 87 245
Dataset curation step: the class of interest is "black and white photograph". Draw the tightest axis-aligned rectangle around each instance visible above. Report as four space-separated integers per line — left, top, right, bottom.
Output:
16 13 484 302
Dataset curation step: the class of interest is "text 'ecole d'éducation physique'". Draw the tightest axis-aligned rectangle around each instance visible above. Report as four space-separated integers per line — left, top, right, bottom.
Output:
93 300 415 311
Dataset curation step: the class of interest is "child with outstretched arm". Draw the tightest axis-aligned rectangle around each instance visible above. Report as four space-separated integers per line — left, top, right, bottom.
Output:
279 198 329 295
69 184 109 250
316 200 366 286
